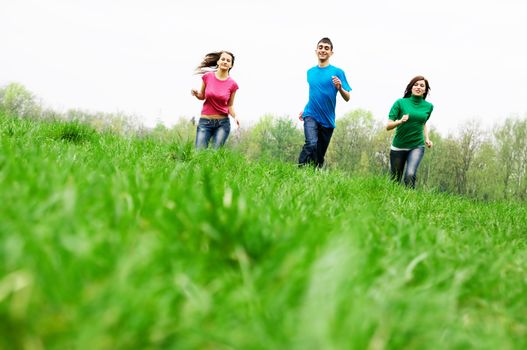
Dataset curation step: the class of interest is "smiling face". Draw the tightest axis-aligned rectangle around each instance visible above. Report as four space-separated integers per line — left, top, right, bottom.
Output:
411 79 427 97
404 76 430 99
217 52 233 71
315 42 333 63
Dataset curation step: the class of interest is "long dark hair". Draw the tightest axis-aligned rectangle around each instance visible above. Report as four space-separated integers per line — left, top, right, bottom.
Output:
403 75 431 99
194 51 235 74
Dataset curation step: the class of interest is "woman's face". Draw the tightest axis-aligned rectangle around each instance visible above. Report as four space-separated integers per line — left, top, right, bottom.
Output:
217 52 233 71
411 80 427 97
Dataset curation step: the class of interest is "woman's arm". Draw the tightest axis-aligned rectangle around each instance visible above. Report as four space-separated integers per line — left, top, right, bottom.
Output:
228 90 239 127
386 114 409 131
191 81 206 100
424 122 433 148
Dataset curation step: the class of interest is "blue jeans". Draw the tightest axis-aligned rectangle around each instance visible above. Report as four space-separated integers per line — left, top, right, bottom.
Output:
195 117 231 150
389 146 425 188
298 117 334 168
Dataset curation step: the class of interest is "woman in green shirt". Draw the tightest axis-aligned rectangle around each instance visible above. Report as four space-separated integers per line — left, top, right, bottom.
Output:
386 76 433 188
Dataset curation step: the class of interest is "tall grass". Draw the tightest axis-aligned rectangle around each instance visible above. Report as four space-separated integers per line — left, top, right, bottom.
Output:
0 114 526 349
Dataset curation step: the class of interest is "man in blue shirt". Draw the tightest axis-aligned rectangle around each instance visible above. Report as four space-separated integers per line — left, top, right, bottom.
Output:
298 37 351 168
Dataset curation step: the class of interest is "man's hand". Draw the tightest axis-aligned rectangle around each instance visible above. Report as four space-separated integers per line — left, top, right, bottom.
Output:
332 76 342 90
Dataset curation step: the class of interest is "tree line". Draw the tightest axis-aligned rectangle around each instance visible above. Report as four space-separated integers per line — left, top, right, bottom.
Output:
2 82 526 201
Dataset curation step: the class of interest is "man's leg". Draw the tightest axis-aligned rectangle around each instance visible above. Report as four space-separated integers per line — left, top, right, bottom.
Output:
315 125 334 168
298 117 318 166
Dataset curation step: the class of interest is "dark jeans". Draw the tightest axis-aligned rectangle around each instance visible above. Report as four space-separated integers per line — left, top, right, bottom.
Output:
389 146 425 188
298 116 334 168
195 117 230 150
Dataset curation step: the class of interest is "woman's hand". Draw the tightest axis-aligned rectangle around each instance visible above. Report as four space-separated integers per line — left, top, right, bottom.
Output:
386 114 409 131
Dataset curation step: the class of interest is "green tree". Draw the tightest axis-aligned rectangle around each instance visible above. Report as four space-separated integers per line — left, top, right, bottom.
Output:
369 127 393 176
455 120 483 194
327 109 383 172
0 82 41 118
418 128 443 188
467 140 502 200
426 122 483 195
239 114 303 162
424 135 461 194
495 116 527 199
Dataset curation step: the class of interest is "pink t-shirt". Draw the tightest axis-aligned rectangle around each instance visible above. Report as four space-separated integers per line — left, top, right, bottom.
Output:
201 72 239 116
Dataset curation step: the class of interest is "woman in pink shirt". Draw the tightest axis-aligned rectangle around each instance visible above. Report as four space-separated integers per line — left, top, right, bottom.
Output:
191 51 239 149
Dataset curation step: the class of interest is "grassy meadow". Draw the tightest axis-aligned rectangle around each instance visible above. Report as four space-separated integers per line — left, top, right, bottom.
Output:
0 114 526 350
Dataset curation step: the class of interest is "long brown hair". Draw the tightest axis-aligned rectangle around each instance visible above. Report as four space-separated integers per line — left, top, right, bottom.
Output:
403 75 431 99
194 51 235 74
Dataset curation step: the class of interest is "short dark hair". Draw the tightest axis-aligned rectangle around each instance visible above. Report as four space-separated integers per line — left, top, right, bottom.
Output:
404 75 431 99
317 37 333 50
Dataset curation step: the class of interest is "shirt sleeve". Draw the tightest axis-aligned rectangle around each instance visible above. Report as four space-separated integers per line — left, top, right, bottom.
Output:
338 69 351 92
388 100 401 121
427 104 434 121
231 80 239 93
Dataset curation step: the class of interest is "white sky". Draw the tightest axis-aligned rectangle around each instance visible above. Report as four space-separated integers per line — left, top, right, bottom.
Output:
1 0 526 134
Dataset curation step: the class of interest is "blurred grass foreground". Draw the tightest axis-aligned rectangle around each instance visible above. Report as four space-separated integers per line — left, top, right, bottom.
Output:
0 114 526 349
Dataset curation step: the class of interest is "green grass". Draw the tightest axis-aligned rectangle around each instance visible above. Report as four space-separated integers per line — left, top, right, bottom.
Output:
1 115 526 350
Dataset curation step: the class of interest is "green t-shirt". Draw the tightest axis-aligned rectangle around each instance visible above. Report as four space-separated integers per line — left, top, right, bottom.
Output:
388 95 434 149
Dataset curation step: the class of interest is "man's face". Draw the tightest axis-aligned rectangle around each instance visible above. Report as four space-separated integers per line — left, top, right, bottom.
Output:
316 42 333 61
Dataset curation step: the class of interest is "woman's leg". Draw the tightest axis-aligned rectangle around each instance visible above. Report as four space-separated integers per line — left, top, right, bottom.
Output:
211 118 231 149
195 118 214 149
404 147 425 188
389 149 408 184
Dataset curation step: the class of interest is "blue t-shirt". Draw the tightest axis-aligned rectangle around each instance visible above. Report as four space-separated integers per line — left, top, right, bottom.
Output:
302 64 351 128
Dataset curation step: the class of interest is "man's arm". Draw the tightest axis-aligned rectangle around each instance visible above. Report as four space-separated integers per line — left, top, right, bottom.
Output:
332 76 350 102
338 87 350 102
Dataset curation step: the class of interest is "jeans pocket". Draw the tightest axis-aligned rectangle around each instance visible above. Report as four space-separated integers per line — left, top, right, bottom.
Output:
198 118 212 127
